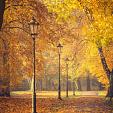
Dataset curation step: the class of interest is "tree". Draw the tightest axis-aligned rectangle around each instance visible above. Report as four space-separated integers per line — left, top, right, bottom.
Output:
0 0 36 96
42 0 113 99
78 0 113 100
0 0 62 95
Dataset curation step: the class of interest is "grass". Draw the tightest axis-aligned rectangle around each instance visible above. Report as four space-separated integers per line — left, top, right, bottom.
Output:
98 91 107 96
11 91 107 98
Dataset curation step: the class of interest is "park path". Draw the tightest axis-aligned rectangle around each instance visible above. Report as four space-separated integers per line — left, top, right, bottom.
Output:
0 96 113 113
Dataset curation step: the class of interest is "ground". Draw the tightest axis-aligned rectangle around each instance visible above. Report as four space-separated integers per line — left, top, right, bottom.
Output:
0 96 113 113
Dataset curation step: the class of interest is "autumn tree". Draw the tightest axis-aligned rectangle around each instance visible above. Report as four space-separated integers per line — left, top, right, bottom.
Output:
78 0 113 100
0 0 64 95
0 0 36 96
42 0 113 99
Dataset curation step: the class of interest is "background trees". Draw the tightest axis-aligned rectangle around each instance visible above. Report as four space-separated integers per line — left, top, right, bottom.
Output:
42 0 113 98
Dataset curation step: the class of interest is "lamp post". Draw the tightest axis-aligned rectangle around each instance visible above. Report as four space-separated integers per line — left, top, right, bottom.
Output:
29 17 39 113
57 43 63 100
65 58 69 97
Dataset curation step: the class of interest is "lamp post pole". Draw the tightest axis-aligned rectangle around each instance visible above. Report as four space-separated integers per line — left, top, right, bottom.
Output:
57 43 63 100
65 58 69 98
66 62 69 97
58 52 61 99
32 37 36 113
29 17 39 113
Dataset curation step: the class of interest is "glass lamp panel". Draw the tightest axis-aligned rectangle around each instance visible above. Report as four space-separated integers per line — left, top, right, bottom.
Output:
29 23 34 34
29 17 39 35
33 23 38 35
65 58 69 64
58 47 61 54
57 43 63 54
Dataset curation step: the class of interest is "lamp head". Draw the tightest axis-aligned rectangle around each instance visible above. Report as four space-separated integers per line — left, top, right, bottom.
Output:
29 17 39 38
57 43 63 54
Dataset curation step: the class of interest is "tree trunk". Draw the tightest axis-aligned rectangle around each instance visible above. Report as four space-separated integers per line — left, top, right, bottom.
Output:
51 81 55 91
86 75 91 91
48 79 51 91
0 1 9 96
97 46 113 100
0 0 5 30
26 77 32 90
106 71 113 100
0 53 10 96
77 78 82 91
0 39 10 97
45 76 48 91
40 79 43 91
98 47 110 79
31 77 33 91
72 80 75 96
98 82 103 90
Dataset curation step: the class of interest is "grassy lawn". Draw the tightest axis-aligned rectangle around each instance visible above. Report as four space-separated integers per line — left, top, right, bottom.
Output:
11 91 107 98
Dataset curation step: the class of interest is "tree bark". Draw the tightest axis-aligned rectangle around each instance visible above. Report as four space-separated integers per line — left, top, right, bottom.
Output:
86 75 91 91
0 0 5 30
0 40 10 97
72 80 75 96
26 77 32 90
40 79 43 91
45 76 48 91
77 78 82 91
51 81 56 91
98 47 111 79
106 71 113 100
0 0 8 96
98 82 103 90
48 78 51 91
97 46 113 100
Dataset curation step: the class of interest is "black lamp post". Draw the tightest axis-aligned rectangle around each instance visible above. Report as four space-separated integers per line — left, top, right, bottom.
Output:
57 43 63 100
65 58 69 97
29 17 39 113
